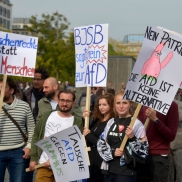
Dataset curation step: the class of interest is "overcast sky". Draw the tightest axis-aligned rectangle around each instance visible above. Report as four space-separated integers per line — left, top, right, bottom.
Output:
11 0 182 41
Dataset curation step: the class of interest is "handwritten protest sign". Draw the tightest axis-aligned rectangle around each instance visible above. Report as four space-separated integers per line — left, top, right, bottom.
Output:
36 125 89 182
180 82 182 89
123 26 182 115
0 32 38 77
74 24 108 87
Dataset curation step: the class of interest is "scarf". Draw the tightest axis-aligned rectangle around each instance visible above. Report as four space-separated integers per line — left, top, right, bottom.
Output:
32 87 44 120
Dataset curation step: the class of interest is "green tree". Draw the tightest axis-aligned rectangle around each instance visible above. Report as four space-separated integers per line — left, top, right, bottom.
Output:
28 12 76 83
108 43 119 56
108 38 125 56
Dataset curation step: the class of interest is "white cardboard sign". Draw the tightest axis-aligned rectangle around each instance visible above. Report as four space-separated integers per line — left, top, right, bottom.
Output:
123 26 182 115
36 125 89 182
0 32 38 77
74 24 108 87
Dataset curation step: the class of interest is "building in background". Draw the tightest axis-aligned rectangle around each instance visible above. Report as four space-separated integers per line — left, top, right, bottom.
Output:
107 56 135 92
12 18 33 35
0 0 12 31
116 34 144 59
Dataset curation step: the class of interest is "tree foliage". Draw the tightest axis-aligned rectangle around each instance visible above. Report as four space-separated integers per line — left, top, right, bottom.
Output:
108 43 122 56
27 12 126 83
108 38 125 56
28 12 75 83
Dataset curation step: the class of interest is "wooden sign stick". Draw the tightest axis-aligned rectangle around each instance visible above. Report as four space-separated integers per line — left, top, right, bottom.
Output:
84 86 91 128
120 103 142 150
83 86 91 165
144 117 150 129
0 75 7 112
83 135 91 166
144 106 154 129
26 163 44 172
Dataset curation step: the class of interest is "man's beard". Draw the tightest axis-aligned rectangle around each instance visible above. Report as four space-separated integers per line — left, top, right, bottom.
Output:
45 90 55 99
58 105 72 113
3 96 11 103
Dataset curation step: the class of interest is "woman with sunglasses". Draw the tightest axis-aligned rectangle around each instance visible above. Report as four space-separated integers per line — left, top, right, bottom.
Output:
83 93 115 182
97 91 149 182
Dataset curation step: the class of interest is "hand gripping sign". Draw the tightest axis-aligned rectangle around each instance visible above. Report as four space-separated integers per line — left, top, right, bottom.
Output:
120 26 182 149
35 125 89 182
123 26 182 115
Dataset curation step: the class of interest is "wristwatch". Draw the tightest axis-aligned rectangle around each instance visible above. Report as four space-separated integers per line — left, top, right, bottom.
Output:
154 118 160 124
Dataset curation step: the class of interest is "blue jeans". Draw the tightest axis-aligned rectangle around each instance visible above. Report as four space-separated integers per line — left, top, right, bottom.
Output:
0 146 25 182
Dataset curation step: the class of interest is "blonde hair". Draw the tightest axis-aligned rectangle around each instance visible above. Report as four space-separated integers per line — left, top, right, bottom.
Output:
113 90 133 117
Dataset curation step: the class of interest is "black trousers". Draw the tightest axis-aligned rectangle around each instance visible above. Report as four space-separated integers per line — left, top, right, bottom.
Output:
23 158 33 182
137 155 169 182
104 172 136 182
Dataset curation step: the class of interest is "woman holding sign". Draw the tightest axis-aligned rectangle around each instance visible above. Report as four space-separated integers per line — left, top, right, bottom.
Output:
97 91 149 182
83 93 115 182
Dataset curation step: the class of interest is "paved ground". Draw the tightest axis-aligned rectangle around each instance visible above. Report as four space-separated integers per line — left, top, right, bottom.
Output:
4 169 9 182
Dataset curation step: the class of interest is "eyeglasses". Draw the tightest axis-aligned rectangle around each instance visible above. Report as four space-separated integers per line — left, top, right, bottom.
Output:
32 78 43 81
59 99 73 104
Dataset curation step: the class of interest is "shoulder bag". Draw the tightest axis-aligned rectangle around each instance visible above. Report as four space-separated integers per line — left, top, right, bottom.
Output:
2 106 28 144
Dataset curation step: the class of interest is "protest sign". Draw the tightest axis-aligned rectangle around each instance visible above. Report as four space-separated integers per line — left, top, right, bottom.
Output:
123 26 182 115
0 32 38 77
36 125 89 182
180 82 182 89
74 24 108 87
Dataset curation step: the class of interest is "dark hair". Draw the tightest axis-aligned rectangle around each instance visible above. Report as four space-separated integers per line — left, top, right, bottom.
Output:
92 93 115 121
0 77 17 95
91 87 97 90
58 90 76 101
96 89 103 97
107 88 115 95
35 67 49 79
15 88 23 100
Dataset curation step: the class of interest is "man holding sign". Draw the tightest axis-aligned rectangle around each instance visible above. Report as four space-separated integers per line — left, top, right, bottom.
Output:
137 104 178 182
29 90 83 181
122 26 181 182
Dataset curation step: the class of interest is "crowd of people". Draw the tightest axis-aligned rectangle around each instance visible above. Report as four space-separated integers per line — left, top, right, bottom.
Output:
0 67 181 182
